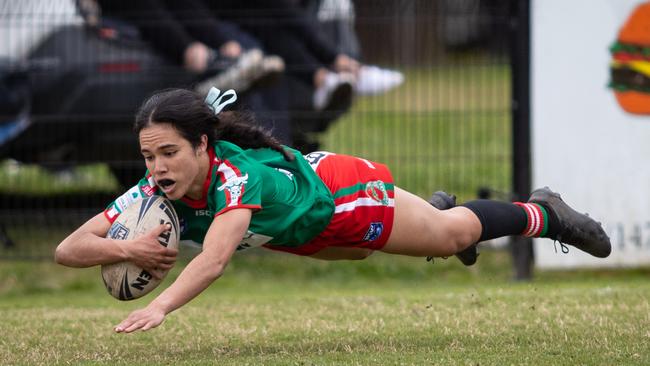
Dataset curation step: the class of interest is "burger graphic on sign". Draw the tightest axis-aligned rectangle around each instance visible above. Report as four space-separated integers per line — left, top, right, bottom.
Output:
609 2 650 115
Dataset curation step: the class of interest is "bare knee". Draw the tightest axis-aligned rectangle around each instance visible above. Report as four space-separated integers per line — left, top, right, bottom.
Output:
438 208 482 254
445 226 477 254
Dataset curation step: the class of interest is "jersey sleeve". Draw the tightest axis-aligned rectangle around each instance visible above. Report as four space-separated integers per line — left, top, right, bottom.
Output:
214 159 262 217
103 174 159 224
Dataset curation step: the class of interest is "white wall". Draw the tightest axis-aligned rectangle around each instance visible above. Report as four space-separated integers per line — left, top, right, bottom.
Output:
532 0 650 268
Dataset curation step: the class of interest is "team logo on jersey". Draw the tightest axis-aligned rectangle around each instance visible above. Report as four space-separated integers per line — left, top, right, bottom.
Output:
363 222 384 241
218 173 248 207
365 180 389 206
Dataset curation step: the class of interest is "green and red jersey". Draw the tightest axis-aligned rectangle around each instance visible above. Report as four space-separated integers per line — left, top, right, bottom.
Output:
105 141 335 251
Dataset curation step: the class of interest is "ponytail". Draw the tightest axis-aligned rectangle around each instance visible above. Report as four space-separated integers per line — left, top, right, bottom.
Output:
215 112 295 161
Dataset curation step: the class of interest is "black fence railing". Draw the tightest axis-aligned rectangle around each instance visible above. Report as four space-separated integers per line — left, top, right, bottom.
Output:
0 0 516 260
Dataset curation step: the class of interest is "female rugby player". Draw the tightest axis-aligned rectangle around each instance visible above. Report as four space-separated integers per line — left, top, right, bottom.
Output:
55 88 611 333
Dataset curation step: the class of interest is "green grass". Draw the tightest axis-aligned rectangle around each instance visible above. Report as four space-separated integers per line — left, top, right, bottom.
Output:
1 251 649 365
317 64 512 201
0 160 118 195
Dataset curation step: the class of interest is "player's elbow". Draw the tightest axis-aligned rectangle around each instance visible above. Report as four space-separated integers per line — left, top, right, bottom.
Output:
54 244 70 265
54 239 80 267
209 260 228 281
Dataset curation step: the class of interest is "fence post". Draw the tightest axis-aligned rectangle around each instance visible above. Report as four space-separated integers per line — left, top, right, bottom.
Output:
510 0 533 280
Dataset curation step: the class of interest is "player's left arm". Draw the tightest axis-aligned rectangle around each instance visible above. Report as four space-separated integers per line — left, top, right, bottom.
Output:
114 208 251 333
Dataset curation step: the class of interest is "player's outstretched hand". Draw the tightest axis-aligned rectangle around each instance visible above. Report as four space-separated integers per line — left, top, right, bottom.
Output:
121 223 178 279
114 305 165 333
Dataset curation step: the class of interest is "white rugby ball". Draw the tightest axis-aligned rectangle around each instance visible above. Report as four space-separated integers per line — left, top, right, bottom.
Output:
101 196 180 301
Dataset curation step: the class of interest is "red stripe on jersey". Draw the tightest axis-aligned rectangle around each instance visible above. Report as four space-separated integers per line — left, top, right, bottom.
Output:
181 147 217 208
215 204 262 217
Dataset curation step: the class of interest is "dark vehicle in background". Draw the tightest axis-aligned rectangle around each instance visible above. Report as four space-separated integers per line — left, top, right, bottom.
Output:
0 17 196 187
0 2 353 188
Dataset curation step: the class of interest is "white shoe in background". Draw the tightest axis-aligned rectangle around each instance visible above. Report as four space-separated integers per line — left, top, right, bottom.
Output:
356 66 404 95
196 49 284 95
313 71 355 111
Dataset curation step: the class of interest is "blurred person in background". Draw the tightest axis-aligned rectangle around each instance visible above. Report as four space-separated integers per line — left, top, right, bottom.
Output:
55 88 611 333
196 0 404 152
202 0 405 111
94 0 284 94
90 0 293 144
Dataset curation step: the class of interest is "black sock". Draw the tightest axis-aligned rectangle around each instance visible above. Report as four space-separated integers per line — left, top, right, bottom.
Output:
461 200 528 241
535 203 561 239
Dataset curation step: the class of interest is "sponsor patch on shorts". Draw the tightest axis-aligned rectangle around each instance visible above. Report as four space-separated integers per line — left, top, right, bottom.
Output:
363 222 384 241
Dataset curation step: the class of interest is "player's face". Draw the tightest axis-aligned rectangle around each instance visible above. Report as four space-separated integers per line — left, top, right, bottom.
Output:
139 123 208 200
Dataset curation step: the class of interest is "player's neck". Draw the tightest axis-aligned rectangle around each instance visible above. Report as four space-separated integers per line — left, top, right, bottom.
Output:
185 151 211 201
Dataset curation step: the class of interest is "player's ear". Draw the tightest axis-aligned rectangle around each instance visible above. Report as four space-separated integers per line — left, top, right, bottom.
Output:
197 134 208 155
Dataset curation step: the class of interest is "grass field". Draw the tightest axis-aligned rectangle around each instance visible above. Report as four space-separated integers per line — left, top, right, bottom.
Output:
1 250 649 365
2 63 637 364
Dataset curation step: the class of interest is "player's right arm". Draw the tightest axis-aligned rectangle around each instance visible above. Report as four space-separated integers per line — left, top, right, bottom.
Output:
54 213 177 277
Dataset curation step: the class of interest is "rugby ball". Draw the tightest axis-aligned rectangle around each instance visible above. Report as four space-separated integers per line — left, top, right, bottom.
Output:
101 196 180 301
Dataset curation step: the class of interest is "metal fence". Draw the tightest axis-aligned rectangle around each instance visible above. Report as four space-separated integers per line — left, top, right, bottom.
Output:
0 0 516 260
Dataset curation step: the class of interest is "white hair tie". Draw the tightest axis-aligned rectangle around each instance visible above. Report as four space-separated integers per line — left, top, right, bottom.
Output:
205 87 237 114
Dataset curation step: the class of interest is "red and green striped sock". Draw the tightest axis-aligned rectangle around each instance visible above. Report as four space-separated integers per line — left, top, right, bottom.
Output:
514 202 550 237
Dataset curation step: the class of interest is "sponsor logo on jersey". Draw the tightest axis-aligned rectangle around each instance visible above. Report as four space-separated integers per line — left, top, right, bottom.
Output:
141 184 156 196
141 175 158 196
194 209 213 216
115 185 144 212
236 231 273 251
303 151 334 171
363 222 384 241
106 205 120 220
275 167 294 180
365 180 389 206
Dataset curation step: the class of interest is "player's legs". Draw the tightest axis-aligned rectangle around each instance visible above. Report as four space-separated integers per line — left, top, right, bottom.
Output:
380 187 482 257
381 186 612 259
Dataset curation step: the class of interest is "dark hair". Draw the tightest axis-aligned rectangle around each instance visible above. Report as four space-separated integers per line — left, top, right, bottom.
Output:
134 88 294 161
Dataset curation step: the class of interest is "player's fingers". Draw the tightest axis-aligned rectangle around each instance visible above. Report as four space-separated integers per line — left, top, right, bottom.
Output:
148 223 172 238
123 319 147 333
141 320 160 332
159 256 176 265
114 318 134 333
164 248 178 257
156 262 173 270
147 268 165 280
